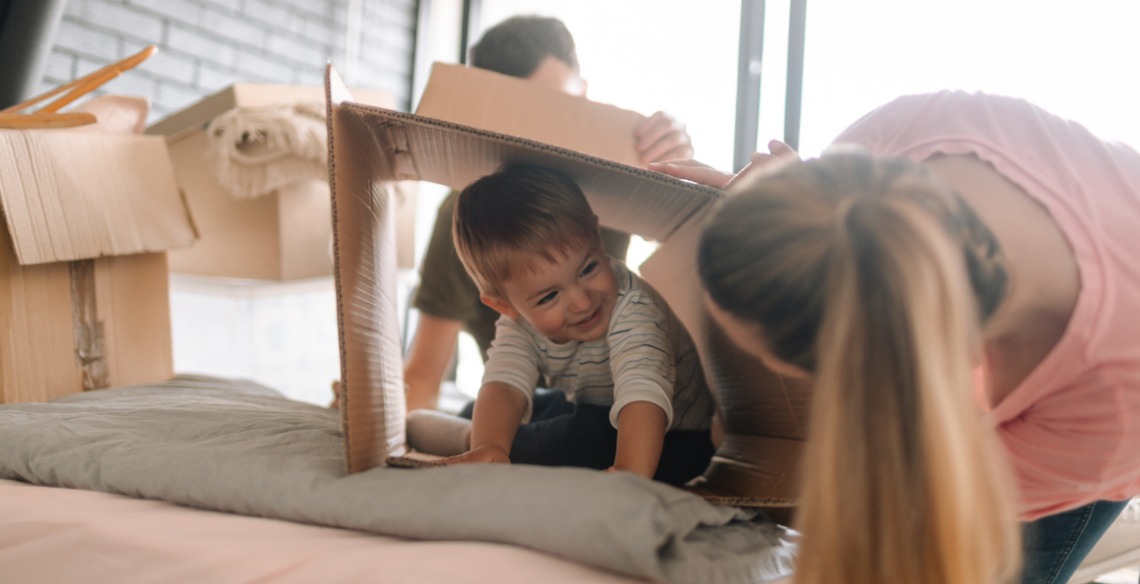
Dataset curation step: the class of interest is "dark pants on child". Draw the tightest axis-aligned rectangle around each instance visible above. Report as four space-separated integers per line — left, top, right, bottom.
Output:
1019 498 1130 584
459 389 715 487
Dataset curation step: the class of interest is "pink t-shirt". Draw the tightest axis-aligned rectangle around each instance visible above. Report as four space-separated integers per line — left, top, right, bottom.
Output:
833 91 1140 520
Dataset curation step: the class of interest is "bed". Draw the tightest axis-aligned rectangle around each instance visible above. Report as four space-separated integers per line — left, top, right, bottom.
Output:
0 375 795 583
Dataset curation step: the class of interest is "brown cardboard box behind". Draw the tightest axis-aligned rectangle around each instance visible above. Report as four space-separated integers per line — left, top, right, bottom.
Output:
325 64 809 508
0 129 196 403
148 84 412 282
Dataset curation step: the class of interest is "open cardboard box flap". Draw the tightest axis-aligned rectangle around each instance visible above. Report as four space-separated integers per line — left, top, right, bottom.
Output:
0 129 196 265
326 64 809 507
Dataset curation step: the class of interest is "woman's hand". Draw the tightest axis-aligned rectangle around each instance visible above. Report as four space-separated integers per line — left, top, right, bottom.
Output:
442 444 511 465
735 139 799 184
649 139 799 189
647 158 734 188
635 111 694 164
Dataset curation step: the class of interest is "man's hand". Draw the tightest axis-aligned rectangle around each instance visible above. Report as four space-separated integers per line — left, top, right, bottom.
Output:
635 111 694 164
443 444 511 465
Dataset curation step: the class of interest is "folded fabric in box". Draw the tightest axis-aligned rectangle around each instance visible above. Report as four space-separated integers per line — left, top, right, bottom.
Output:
206 101 328 200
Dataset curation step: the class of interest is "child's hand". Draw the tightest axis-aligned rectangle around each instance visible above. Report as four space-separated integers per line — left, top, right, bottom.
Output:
442 444 511 465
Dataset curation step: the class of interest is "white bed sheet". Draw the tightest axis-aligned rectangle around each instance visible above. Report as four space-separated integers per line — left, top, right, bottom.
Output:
0 479 645 584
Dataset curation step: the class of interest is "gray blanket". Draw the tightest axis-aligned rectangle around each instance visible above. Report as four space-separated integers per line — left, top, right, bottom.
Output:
0 375 794 583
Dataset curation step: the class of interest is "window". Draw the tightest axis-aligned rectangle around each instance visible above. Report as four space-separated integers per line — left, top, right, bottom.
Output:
798 0 1140 156
479 1 742 171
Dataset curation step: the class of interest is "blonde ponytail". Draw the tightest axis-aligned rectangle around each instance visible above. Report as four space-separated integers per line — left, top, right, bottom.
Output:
795 197 1019 584
699 152 1020 584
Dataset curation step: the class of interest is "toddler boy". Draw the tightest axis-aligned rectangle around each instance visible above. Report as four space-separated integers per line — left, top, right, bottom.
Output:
445 163 716 485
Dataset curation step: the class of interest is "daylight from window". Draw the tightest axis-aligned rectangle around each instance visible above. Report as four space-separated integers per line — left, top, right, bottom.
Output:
799 0 1140 156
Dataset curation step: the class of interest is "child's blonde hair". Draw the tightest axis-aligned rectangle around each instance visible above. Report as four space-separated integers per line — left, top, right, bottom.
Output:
453 163 600 299
699 151 1021 584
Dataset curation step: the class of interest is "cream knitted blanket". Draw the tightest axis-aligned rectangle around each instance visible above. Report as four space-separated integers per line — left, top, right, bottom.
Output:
205 100 327 200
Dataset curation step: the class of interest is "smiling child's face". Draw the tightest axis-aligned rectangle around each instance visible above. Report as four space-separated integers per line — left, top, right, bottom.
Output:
484 243 616 344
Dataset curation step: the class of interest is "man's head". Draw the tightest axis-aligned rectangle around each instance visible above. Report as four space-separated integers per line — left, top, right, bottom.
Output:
470 15 586 96
453 164 616 343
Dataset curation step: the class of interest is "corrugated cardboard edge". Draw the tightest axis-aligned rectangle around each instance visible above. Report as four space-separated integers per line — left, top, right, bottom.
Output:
0 130 196 266
326 65 408 474
329 102 721 244
145 83 245 139
386 452 447 468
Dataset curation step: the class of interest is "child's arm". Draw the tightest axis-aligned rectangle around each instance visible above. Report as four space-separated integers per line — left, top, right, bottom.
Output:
447 381 527 464
611 401 668 479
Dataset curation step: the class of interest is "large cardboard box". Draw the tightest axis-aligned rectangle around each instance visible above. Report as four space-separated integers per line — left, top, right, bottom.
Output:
147 84 411 281
325 64 810 508
0 129 196 403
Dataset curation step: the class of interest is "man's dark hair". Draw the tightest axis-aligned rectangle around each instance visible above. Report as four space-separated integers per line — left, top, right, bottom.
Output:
469 15 579 78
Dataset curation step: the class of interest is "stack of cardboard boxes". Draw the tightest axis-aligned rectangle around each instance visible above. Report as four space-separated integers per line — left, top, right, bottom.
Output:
0 82 400 405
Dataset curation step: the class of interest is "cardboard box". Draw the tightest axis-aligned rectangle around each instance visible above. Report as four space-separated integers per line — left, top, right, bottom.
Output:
415 62 647 168
147 84 413 282
0 129 196 403
324 64 810 507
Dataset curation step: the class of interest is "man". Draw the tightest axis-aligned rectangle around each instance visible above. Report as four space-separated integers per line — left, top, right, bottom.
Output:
404 15 695 412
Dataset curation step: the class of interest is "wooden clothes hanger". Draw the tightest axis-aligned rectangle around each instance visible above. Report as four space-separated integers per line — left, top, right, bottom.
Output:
0 45 157 130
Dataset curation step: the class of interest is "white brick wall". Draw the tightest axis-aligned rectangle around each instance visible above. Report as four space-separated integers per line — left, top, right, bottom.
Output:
43 0 417 123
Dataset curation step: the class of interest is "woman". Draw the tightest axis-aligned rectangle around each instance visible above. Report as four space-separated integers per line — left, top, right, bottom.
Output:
652 91 1140 584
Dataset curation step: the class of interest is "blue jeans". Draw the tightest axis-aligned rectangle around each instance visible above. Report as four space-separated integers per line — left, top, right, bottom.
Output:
1020 498 1130 584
